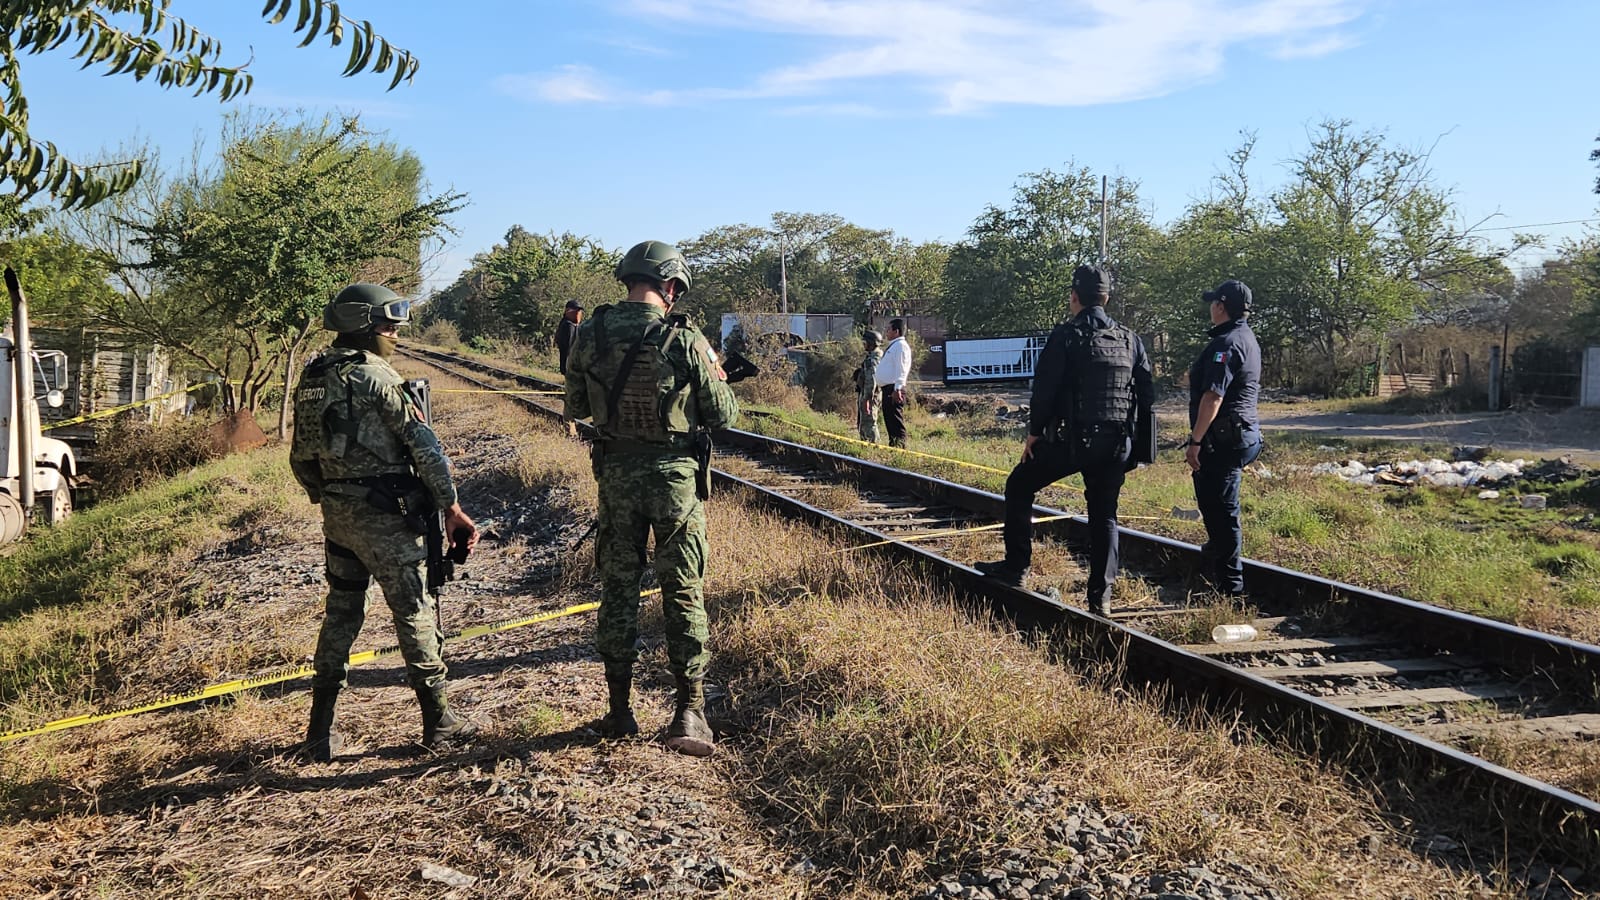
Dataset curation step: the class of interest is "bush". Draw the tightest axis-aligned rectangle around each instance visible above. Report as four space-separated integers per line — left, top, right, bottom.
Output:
732 347 807 412
801 335 865 417
92 413 227 499
417 319 462 350
1532 543 1600 579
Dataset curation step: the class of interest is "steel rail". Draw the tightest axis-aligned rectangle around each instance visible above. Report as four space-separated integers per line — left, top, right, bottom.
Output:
399 343 1600 863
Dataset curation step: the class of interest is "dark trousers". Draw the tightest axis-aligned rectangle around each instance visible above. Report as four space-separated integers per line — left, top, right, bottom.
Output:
880 386 906 447
1002 432 1130 607
1193 440 1263 594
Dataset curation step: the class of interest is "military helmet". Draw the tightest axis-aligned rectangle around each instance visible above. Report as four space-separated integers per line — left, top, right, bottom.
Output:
863 330 883 349
323 283 411 333
615 240 691 294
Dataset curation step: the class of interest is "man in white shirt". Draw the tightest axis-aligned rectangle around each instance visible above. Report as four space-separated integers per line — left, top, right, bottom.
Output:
873 318 912 448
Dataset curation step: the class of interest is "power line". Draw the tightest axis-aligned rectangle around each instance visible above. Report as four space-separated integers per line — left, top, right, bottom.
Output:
1472 217 1598 232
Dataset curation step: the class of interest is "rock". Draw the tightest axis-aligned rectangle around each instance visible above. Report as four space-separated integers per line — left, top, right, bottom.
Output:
1519 494 1547 510
1171 507 1202 521
1476 490 1500 500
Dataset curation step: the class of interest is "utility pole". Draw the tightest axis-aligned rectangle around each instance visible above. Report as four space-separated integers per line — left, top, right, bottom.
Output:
778 232 789 316
1099 174 1109 265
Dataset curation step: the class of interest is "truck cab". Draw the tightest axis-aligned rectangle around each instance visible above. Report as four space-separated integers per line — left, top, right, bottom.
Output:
0 335 75 543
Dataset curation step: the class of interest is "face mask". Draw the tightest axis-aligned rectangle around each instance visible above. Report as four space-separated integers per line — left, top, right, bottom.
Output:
373 334 397 358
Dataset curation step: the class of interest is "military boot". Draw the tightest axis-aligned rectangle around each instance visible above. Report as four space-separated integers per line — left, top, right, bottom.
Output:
594 663 639 738
665 675 715 757
298 686 344 763
416 685 479 749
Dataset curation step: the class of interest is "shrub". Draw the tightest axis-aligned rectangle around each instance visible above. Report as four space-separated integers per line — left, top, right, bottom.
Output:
92 413 228 499
418 319 462 350
801 335 865 417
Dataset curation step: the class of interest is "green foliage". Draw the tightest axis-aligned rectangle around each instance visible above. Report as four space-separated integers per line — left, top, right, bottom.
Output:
939 166 1152 336
0 198 116 326
87 113 460 413
423 227 615 343
800 335 864 417
0 1 418 207
1532 543 1600 579
678 212 949 326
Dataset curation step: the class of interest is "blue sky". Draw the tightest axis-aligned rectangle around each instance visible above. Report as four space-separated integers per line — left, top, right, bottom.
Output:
19 1 1600 292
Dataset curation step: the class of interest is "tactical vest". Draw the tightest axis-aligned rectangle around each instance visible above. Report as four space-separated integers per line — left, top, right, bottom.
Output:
291 347 413 477
585 306 700 446
1065 320 1138 427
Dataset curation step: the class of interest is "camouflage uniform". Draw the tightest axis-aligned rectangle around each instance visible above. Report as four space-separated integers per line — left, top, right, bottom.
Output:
856 345 883 443
290 344 458 694
567 301 739 676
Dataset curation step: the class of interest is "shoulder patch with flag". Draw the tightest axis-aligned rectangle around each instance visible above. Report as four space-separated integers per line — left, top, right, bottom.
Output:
1213 351 1227 363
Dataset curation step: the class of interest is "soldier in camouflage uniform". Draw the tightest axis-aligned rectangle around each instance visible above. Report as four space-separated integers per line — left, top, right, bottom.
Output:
855 330 883 443
564 240 739 757
289 283 480 762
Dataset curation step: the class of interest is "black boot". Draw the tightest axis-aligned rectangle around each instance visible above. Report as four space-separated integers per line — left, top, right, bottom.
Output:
665 676 714 757
594 663 639 738
975 559 1028 588
416 685 478 749
299 686 343 763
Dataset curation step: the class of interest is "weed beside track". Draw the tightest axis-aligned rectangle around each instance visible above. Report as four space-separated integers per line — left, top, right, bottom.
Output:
0 359 1555 897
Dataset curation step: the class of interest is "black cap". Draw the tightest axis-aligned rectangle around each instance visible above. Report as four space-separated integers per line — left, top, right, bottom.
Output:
1071 265 1111 301
565 299 584 311
1203 279 1252 317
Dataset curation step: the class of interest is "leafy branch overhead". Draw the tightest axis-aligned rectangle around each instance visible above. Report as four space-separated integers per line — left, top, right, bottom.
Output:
0 0 418 207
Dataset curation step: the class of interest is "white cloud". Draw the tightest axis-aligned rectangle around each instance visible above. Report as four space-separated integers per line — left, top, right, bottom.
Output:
599 0 1368 111
495 65 615 103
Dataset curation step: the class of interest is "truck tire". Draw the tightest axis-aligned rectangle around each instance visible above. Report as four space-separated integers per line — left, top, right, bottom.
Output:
45 486 71 526
0 493 24 544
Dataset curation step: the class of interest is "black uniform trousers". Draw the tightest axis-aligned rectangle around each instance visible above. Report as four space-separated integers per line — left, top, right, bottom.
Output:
1002 428 1131 608
880 385 907 448
1193 440 1262 594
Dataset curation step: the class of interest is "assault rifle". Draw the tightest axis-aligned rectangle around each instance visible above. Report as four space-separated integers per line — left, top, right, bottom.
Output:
403 379 471 600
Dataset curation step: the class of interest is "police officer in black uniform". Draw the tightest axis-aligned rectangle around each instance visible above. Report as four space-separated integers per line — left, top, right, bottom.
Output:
978 265 1154 616
1185 279 1263 596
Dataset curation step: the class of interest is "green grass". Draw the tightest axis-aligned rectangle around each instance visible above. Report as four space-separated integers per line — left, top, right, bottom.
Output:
738 392 1600 635
0 446 309 727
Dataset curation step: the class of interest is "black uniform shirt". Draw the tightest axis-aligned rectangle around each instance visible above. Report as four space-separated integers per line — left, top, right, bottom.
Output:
1188 317 1262 444
1029 305 1153 438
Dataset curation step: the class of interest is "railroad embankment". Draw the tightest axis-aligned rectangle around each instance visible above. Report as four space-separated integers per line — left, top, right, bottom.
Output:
0 362 1546 897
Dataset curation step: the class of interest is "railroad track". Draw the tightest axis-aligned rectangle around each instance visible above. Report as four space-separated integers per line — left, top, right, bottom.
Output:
399 343 1600 864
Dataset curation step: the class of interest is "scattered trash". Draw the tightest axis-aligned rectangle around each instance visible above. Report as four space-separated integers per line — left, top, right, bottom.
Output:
417 862 477 888
1477 490 1500 500
1519 494 1547 510
1302 457 1534 488
1212 624 1258 644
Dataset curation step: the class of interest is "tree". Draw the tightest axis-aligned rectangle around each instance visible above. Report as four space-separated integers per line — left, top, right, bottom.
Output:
1255 120 1521 392
86 114 460 431
1 1 417 207
940 165 1150 335
0 197 116 326
424 227 617 344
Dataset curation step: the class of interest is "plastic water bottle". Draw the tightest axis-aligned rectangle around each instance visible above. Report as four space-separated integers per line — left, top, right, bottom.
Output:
1211 624 1258 644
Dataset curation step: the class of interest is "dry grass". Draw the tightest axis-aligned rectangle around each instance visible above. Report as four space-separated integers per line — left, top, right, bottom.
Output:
0 357 1542 898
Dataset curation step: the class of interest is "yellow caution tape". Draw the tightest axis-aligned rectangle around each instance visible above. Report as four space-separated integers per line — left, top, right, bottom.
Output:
748 408 1012 475
834 514 1073 553
0 598 606 744
42 382 209 431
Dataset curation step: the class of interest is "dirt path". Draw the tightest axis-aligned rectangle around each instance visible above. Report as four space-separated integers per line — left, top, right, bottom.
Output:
919 378 1600 464
1249 405 1600 463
